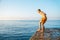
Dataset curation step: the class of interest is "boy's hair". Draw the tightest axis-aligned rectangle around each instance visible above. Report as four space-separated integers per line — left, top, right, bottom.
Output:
38 9 41 11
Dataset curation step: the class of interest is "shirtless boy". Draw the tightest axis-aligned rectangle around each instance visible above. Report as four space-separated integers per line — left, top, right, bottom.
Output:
37 9 47 32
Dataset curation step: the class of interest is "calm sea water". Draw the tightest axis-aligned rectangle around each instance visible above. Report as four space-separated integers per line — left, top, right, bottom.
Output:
0 20 60 40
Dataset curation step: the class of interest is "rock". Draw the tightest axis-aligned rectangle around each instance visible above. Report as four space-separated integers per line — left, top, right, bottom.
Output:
30 30 44 40
30 28 60 40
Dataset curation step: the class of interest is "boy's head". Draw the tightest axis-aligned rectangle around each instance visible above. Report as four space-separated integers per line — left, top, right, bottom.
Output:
38 9 41 13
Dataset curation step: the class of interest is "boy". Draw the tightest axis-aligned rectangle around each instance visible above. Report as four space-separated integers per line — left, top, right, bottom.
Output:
37 9 47 32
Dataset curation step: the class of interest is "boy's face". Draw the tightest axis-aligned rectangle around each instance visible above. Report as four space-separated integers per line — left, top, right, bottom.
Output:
38 11 40 13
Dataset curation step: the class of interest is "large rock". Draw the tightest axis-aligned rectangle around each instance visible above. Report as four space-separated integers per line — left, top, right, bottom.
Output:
30 28 60 40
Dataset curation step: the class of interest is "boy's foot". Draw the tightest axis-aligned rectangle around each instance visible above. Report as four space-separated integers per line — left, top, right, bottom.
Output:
37 29 40 32
40 29 44 33
40 30 44 33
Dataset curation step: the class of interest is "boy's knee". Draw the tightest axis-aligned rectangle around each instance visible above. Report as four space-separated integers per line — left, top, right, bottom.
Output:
40 22 44 25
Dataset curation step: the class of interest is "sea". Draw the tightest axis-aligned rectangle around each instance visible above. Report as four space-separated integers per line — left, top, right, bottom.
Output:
0 20 60 40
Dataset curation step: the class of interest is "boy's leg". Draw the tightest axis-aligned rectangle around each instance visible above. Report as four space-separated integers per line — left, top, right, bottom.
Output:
37 22 41 31
40 23 45 37
41 23 45 32
40 22 41 30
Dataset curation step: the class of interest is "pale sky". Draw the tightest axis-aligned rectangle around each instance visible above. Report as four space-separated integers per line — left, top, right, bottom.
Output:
0 0 60 20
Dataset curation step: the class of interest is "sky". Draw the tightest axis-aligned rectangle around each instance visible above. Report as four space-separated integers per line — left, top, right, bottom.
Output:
0 0 60 20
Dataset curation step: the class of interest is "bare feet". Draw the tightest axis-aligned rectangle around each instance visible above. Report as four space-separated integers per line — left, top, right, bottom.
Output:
40 30 44 32
37 28 45 33
40 28 45 33
37 29 40 32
